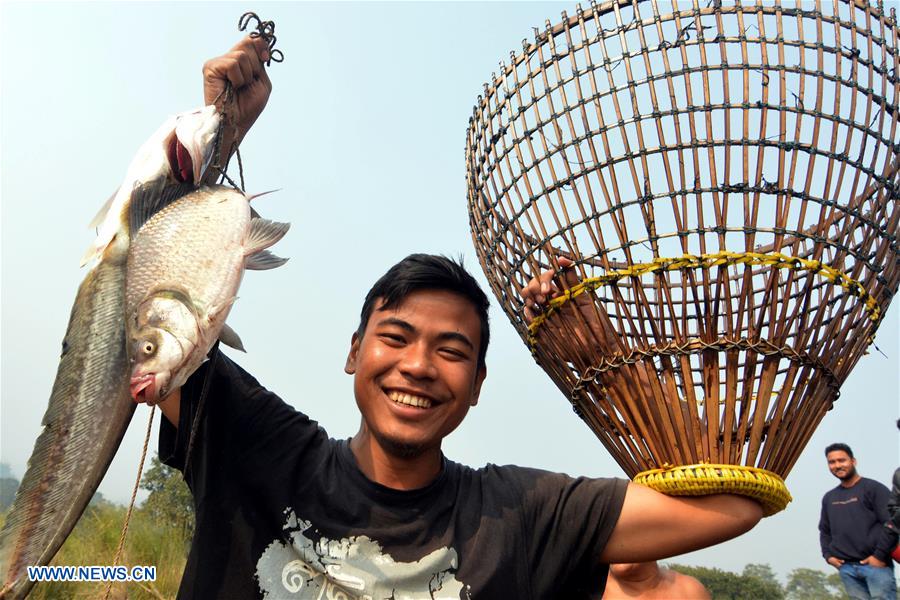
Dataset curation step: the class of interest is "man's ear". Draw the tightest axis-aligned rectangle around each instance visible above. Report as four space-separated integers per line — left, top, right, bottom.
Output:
344 332 360 374
469 365 487 407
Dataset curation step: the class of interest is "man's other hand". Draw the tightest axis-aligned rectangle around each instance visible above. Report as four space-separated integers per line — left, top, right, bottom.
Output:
522 256 578 322
826 556 845 569
520 256 656 398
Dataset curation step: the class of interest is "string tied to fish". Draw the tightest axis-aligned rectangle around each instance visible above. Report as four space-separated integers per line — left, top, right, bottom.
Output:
210 11 285 193
239 11 284 65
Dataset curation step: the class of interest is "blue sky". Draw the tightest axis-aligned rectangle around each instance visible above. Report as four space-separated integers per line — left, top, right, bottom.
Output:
1 1 898 583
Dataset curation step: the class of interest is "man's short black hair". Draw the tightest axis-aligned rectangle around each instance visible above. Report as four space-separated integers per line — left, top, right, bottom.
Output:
825 443 854 458
357 254 490 368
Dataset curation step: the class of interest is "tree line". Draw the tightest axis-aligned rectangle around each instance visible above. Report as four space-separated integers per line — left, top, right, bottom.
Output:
667 562 853 600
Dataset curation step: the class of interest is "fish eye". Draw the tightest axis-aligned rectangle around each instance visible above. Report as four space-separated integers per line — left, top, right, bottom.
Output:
142 341 155 355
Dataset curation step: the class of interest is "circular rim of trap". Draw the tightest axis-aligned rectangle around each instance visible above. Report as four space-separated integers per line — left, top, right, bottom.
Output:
633 463 792 517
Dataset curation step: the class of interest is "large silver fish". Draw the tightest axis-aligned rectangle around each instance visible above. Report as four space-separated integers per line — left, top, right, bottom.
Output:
0 107 220 600
126 185 289 404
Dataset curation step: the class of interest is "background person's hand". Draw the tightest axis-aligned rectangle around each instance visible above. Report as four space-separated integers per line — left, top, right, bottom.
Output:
861 555 888 568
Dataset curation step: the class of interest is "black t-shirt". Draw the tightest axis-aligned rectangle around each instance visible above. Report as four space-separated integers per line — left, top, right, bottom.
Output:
160 352 628 599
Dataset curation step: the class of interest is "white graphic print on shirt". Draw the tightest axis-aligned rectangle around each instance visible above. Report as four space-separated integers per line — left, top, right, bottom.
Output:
255 510 468 599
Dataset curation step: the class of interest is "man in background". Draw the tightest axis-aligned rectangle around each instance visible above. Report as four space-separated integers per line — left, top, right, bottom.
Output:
890 420 900 532
819 443 896 600
889 420 900 563
602 561 709 599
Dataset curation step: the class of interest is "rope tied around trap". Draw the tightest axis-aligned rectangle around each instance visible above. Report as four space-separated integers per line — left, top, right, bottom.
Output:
567 336 842 403
526 250 883 350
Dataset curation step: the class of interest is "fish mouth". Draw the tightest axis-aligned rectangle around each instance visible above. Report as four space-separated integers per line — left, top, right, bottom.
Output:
130 374 156 404
166 134 195 184
171 106 220 184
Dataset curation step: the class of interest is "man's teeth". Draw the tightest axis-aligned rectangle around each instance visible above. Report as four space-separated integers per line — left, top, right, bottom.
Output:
388 391 433 408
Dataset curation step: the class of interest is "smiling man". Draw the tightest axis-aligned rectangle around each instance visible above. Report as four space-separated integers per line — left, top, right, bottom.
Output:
147 36 763 600
819 443 897 600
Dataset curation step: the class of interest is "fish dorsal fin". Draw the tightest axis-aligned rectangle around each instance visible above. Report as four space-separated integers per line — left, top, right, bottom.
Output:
245 189 279 220
245 189 280 202
245 218 290 256
88 188 119 230
218 323 246 352
245 249 289 271
128 181 197 237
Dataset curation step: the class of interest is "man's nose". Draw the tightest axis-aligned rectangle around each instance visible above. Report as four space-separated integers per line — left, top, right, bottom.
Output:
399 342 438 380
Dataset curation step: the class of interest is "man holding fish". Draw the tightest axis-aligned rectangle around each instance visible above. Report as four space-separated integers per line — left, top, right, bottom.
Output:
143 35 764 599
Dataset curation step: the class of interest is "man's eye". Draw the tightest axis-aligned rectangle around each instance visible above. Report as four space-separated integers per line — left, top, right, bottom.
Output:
380 333 406 344
440 347 468 360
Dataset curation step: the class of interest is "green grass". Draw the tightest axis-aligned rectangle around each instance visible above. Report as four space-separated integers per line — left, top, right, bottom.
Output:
24 501 189 600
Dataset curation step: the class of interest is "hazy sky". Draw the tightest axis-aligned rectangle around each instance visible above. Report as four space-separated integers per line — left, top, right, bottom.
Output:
1 1 898 583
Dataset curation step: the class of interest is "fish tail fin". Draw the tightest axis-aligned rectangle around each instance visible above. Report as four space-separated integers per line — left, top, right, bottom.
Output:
87 189 119 230
78 240 106 267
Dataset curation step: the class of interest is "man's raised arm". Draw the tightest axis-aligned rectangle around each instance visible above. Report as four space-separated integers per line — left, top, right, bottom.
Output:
599 483 762 563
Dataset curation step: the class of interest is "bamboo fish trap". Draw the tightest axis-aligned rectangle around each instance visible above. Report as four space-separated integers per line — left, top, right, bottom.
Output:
466 0 900 515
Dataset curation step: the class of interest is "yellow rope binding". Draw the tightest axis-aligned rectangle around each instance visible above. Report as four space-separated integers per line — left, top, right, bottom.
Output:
633 463 792 517
526 250 881 348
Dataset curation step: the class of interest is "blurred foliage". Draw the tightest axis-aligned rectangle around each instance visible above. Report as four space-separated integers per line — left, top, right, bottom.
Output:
140 456 195 543
1 462 18 511
785 567 849 600
667 562 863 600
2 454 194 600
668 562 785 599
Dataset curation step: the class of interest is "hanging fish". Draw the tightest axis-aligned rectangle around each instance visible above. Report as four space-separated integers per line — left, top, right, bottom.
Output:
126 185 289 405
0 106 220 600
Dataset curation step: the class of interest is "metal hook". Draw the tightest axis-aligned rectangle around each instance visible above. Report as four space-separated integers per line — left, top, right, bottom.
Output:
238 11 284 65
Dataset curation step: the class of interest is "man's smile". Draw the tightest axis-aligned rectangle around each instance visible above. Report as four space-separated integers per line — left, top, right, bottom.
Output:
387 390 435 409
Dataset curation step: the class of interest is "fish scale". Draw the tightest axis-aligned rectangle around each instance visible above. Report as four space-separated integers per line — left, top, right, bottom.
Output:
0 255 133 599
126 187 249 316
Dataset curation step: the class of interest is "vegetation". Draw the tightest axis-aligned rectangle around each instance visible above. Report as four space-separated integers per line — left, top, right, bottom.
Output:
668 562 852 600
0 457 194 600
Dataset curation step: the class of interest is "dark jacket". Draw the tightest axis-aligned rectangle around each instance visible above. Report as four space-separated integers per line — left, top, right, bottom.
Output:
819 477 896 563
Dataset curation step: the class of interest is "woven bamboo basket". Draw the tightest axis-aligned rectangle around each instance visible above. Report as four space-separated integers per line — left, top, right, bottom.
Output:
466 0 899 516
